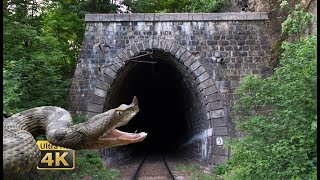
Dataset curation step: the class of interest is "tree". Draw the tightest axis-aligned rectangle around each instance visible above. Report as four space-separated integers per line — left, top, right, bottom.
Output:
3 0 120 114
123 0 229 13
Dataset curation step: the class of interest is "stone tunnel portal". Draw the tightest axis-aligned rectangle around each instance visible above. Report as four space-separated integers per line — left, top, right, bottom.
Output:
103 50 208 160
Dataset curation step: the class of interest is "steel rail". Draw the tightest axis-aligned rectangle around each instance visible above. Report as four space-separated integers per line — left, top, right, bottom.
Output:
162 154 176 180
131 153 176 180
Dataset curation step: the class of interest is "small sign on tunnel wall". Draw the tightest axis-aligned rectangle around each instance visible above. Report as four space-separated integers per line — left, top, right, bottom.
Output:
216 137 224 146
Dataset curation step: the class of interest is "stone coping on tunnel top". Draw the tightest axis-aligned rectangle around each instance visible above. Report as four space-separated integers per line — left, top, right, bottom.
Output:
85 12 268 22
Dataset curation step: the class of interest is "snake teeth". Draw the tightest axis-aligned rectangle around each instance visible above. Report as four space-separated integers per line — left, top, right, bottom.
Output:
93 129 147 148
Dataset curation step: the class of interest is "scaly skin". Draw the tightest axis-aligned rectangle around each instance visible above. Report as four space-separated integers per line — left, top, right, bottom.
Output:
3 97 147 173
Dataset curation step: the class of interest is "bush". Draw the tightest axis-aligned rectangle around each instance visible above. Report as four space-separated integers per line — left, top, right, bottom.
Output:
223 35 317 179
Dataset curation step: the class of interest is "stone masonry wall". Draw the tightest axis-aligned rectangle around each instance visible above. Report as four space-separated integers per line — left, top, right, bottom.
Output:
68 13 271 165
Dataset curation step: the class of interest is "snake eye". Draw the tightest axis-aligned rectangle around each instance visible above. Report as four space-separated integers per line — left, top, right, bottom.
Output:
116 111 123 116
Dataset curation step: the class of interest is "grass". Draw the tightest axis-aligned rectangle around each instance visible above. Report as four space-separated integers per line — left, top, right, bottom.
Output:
5 150 121 180
177 163 221 180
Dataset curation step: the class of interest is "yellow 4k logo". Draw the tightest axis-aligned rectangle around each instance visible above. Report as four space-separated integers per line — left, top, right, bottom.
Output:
37 140 75 170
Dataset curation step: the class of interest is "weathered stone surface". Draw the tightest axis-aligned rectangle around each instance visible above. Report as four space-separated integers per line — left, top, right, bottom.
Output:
207 101 223 111
190 60 201 71
103 67 116 79
85 13 268 22
175 47 187 59
209 110 225 119
87 103 104 113
170 43 180 55
206 93 221 103
204 85 218 96
212 117 227 127
92 88 107 98
212 155 228 165
95 80 110 91
89 95 105 105
197 72 210 83
194 66 206 77
199 78 214 90
99 74 114 84
214 127 228 136
213 146 229 156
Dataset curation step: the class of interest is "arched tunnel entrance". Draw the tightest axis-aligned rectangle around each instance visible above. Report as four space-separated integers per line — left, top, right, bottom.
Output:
102 50 209 163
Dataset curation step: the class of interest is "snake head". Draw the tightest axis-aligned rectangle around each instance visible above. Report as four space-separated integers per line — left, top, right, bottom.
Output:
93 96 147 148
49 96 147 150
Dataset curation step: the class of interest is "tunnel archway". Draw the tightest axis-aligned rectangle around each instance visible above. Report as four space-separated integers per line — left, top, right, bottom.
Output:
104 50 207 156
87 40 226 164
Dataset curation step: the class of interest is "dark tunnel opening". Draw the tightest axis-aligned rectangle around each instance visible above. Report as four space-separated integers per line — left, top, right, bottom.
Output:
103 51 207 159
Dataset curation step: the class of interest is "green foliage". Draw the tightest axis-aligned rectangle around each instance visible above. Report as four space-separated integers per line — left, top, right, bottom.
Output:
223 35 317 179
123 0 229 13
280 1 316 39
177 163 217 180
70 150 121 179
72 114 88 124
34 150 121 180
4 14 70 113
4 0 118 114
185 0 227 13
214 164 227 175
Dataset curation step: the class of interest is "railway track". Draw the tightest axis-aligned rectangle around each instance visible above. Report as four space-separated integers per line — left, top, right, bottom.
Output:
132 153 176 180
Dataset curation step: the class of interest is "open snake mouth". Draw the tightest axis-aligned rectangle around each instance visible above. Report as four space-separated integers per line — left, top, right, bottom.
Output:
95 96 147 148
99 129 147 142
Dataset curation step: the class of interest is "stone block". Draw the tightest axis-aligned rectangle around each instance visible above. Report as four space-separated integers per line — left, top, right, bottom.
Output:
112 57 125 68
86 112 99 119
190 60 201 71
180 51 192 62
151 38 160 49
246 12 268 20
95 80 110 91
117 51 129 61
108 64 121 74
128 43 140 55
194 66 206 77
114 13 130 21
87 103 104 113
207 101 223 111
212 118 227 127
129 13 146 21
170 43 180 55
197 72 210 83
164 41 173 52
89 95 105 105
175 47 187 59
99 74 114 84
207 40 218 46
199 78 214 90
190 13 203 20
209 109 224 119
204 85 218 95
92 88 107 98
136 41 145 51
103 67 116 79
213 146 228 156
158 39 166 50
212 155 228 165
143 40 152 49
214 127 228 136
184 56 196 67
